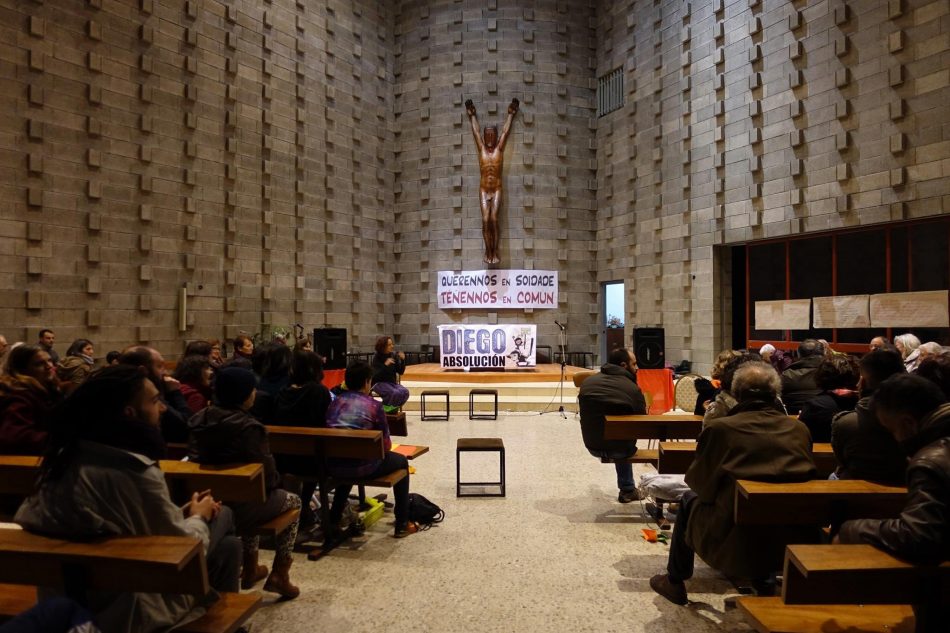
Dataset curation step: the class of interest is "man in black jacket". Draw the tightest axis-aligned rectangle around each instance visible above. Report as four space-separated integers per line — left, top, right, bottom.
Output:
780 338 825 414
830 348 907 485
838 373 949 630
578 348 647 503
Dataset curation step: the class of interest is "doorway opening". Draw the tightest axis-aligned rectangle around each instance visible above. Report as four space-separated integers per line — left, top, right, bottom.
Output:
602 281 625 365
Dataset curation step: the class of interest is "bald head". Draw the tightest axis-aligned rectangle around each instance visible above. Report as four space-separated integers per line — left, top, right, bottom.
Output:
731 361 782 403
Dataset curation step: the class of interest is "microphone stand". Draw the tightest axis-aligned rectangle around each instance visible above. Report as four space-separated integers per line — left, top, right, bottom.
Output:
541 322 568 419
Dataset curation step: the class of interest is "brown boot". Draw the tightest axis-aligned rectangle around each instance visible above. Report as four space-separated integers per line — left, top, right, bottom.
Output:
241 547 269 590
263 554 300 599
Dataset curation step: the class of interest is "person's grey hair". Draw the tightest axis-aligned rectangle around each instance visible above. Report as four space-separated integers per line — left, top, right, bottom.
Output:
894 333 921 356
731 361 782 402
918 342 941 356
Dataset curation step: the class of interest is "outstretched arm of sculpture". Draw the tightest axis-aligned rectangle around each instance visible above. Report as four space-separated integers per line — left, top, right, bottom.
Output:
496 98 519 150
465 99 484 152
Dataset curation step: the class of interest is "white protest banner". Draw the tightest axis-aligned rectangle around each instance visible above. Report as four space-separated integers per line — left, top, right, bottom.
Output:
438 324 537 370
437 270 558 309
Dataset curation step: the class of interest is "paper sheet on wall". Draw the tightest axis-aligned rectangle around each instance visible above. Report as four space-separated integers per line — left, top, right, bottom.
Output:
813 295 870 328
870 291 950 328
754 299 811 330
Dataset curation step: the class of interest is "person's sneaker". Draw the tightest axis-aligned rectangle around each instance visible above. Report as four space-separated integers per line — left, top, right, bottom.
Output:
618 489 640 503
650 574 688 605
394 521 419 538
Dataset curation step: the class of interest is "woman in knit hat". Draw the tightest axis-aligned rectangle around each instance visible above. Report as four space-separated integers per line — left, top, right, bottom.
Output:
186 367 302 599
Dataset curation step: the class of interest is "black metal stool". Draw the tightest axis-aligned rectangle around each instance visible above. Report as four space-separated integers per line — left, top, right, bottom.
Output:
420 390 450 420
468 388 498 420
456 437 505 497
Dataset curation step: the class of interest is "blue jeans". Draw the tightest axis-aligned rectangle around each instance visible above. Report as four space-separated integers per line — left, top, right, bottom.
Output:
588 445 637 492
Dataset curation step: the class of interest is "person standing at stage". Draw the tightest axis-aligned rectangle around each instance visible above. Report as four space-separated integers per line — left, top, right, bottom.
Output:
371 336 409 411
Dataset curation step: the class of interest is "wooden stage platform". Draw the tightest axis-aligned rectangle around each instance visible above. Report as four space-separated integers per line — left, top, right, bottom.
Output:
402 363 588 384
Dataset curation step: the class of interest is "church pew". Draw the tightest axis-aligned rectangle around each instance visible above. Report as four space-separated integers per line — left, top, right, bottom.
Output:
737 544 950 633
658 442 837 477
0 456 265 504
0 527 260 633
734 479 906 526
603 414 703 441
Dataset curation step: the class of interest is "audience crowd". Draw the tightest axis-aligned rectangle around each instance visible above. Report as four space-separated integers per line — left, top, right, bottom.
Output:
0 330 418 632
0 327 948 630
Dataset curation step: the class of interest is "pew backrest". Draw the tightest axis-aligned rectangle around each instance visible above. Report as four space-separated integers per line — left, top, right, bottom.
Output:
0 456 265 505
735 479 907 526
782 543 950 606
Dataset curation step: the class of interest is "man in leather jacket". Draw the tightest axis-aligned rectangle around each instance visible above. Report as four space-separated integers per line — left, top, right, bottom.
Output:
838 373 949 561
838 373 949 630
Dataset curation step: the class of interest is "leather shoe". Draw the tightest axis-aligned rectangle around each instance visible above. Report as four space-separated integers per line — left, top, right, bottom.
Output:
650 573 688 605
618 489 640 503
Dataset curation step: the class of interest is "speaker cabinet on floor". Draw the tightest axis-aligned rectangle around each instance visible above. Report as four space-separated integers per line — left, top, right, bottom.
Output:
633 327 665 369
314 328 347 369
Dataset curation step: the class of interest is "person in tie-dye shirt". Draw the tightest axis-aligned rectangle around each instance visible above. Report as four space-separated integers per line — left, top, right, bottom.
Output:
325 361 418 538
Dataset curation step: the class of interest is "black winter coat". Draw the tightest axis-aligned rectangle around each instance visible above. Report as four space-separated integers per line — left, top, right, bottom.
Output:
577 364 646 453
273 382 332 428
187 405 280 490
781 355 824 414
831 396 907 486
799 389 858 443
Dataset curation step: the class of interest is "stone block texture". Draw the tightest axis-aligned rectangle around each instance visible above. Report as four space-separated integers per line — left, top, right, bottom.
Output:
1 0 948 370
596 0 950 373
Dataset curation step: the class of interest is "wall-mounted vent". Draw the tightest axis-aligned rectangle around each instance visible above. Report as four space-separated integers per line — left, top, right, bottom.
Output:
597 67 624 117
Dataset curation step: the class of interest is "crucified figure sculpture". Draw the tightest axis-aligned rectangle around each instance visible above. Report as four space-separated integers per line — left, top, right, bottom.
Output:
465 98 519 265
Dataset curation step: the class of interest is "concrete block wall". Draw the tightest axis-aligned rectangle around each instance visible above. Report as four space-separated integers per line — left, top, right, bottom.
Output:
391 0 600 353
2 0 947 368
1 0 394 355
596 0 950 374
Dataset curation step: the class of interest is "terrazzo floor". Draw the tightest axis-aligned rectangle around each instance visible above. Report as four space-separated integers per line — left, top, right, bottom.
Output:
250 411 754 633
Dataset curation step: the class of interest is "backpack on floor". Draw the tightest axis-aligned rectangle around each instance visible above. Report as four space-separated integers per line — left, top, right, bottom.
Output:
407 493 444 529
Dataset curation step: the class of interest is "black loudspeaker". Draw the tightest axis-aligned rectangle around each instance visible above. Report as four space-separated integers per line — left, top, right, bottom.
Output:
314 328 347 369
633 327 665 369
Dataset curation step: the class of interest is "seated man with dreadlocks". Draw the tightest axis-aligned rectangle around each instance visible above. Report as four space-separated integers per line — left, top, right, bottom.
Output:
15 365 241 633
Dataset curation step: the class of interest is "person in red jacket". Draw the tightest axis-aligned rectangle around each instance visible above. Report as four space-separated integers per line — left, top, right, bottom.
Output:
173 355 213 415
0 344 62 454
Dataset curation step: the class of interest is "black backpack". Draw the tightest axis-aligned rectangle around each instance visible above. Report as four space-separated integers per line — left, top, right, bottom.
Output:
407 493 444 529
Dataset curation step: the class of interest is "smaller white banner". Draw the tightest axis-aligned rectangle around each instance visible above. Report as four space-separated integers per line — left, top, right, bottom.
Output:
438 324 537 370
437 270 558 309
754 299 811 330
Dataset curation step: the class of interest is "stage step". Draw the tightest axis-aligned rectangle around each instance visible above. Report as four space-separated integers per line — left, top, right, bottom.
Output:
402 380 580 413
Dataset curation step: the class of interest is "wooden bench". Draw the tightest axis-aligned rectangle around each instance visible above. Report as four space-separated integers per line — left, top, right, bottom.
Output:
737 544 950 633
0 528 260 633
0 455 294 540
0 456 266 504
598 449 660 465
734 479 907 526
737 596 914 633
658 442 838 477
265 426 428 556
604 414 703 441
386 411 408 437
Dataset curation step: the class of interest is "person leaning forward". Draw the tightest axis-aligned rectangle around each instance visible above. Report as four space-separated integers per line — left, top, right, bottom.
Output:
578 347 647 503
